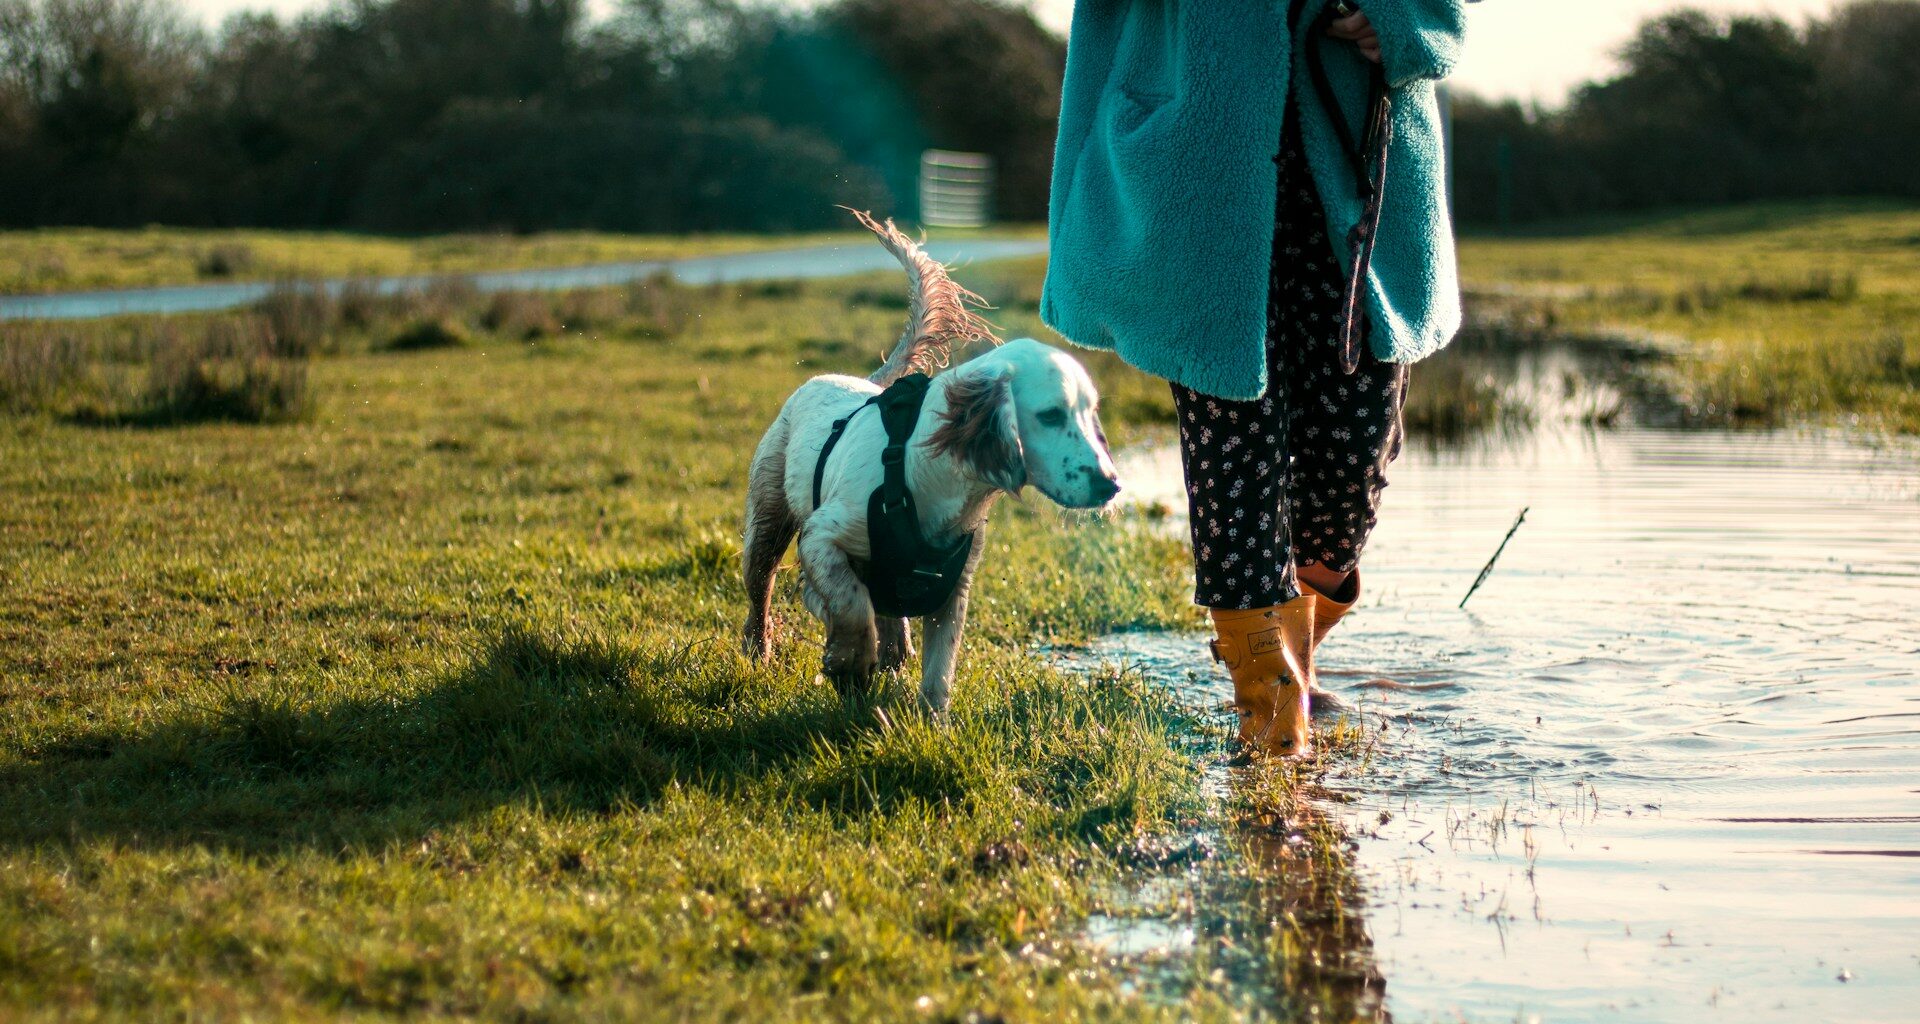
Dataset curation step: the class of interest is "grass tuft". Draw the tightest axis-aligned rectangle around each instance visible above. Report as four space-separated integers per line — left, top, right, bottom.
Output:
257 281 337 358
134 330 313 425
483 291 562 340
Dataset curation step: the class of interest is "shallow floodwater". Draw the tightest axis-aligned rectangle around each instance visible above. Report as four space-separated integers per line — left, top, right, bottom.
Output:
1091 421 1920 1021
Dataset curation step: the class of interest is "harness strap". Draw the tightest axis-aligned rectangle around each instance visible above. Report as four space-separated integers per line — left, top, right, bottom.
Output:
812 395 879 511
873 376 927 513
807 372 975 619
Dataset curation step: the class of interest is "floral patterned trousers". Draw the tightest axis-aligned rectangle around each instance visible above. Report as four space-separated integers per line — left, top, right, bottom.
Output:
1169 99 1410 611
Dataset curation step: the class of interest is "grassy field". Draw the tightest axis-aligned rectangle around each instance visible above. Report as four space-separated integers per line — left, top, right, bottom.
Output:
0 261 1389 1020
4 198 1911 1018
0 223 1050 295
9 200 1913 431
1459 199 1920 433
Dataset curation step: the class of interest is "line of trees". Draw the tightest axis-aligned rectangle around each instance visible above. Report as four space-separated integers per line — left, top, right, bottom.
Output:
0 0 1062 231
3 0 1919 232
1451 2 1920 225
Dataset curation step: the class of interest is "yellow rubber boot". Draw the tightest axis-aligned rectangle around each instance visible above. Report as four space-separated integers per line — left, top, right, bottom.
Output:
1208 595 1316 758
1304 570 1359 654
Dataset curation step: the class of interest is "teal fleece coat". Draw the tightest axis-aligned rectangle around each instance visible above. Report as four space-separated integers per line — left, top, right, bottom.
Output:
1039 0 1468 400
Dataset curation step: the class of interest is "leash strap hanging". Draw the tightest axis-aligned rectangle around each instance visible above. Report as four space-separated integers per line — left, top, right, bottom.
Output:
1305 2 1395 375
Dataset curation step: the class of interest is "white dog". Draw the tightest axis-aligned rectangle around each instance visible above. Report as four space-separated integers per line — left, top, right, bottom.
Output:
742 211 1121 711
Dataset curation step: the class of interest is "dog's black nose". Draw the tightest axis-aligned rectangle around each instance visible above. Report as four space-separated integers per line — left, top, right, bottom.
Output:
1090 475 1121 504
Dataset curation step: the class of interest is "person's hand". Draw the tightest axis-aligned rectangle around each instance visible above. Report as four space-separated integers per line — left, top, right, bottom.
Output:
1326 9 1383 64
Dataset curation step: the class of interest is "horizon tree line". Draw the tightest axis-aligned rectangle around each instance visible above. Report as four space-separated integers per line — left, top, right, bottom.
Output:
2 0 1917 232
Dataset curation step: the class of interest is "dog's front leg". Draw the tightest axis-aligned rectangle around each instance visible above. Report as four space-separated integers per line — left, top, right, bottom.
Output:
798 524 877 691
918 535 985 714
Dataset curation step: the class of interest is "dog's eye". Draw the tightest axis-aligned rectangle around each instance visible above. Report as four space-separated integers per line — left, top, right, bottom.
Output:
1037 408 1068 428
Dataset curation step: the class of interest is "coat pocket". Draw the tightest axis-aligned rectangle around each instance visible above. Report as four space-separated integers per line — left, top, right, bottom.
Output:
1111 0 1176 108
1112 88 1168 137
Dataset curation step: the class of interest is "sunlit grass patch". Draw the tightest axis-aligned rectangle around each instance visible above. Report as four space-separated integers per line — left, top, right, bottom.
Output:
1 622 1219 1017
0 261 1241 1020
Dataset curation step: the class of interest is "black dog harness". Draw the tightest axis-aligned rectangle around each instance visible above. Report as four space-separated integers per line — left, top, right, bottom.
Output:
811 373 976 619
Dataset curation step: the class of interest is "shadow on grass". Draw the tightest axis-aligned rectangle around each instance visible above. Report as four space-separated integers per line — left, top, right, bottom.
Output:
0 628 909 854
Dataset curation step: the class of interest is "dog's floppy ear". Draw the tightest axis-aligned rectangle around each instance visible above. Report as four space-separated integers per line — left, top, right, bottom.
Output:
926 364 1025 492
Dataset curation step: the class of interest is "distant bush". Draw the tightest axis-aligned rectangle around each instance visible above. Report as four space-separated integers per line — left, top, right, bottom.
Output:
3 312 313 426
0 323 89 413
353 105 887 233
196 244 258 279
419 277 482 317
336 280 388 331
257 283 337 358
1453 2 1920 225
139 344 312 425
624 273 696 339
0 0 917 232
482 291 560 340
556 289 625 334
826 0 1065 221
387 317 474 352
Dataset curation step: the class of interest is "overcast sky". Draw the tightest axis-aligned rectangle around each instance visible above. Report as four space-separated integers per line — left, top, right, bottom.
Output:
178 0 1842 105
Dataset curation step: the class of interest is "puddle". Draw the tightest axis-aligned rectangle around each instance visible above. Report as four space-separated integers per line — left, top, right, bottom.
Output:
1083 913 1197 957
1053 639 1391 1020
1079 416 1920 1022
0 237 1049 321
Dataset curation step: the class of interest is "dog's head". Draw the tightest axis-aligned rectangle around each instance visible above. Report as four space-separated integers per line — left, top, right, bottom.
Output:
926 338 1121 509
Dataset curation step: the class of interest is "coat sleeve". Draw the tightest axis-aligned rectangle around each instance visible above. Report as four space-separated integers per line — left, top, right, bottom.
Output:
1353 0 1467 89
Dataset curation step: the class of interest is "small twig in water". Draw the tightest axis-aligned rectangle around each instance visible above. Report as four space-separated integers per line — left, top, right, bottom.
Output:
1459 507 1530 609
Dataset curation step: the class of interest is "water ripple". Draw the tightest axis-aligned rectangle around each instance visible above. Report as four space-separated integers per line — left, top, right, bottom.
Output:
1094 424 1920 1022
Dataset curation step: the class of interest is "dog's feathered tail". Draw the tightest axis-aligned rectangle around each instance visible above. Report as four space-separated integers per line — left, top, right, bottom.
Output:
842 207 1001 386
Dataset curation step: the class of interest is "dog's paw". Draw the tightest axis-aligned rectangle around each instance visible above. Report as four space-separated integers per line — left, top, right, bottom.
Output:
876 625 914 673
916 683 953 716
742 620 774 662
822 666 877 696
822 637 877 693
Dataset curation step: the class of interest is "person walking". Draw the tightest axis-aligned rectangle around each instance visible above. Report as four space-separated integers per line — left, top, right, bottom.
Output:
1041 0 1468 758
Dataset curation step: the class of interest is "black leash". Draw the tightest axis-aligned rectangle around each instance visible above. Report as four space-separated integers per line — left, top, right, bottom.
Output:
1302 0 1395 375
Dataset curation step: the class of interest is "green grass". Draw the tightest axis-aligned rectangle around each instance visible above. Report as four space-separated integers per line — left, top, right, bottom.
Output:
17 198 1914 431
21 195 1902 1015
1460 199 1920 432
0 223 1050 295
0 263 1381 1020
